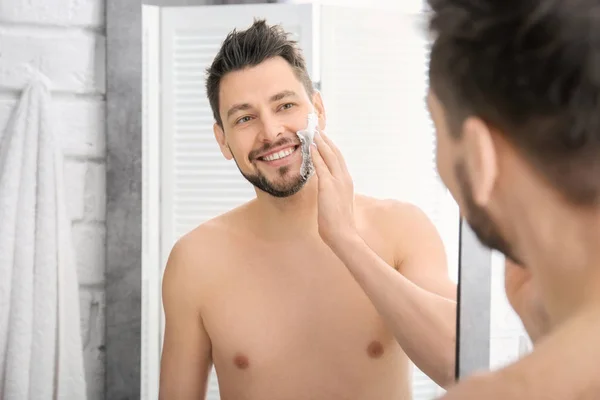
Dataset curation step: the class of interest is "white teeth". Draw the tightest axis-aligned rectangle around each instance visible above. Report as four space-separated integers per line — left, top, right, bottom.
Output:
263 147 294 161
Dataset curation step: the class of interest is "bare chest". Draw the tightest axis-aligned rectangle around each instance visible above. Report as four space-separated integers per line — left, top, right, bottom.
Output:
201 238 409 397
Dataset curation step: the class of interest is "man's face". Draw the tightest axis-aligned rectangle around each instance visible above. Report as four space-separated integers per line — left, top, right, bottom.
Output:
214 56 325 198
427 89 521 264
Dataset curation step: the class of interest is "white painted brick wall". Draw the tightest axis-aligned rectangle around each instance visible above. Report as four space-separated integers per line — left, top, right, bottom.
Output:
0 0 106 399
0 0 104 27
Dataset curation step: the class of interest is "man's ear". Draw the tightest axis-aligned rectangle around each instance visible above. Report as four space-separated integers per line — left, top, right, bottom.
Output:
312 90 327 131
462 117 498 207
214 122 233 160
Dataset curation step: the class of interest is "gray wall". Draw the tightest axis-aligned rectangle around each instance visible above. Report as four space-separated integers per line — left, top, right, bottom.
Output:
106 0 142 398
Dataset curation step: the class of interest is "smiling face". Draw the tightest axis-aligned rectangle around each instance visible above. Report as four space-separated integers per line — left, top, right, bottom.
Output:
213 56 326 198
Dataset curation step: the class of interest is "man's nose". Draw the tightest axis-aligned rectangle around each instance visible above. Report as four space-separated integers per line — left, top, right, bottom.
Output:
258 114 285 142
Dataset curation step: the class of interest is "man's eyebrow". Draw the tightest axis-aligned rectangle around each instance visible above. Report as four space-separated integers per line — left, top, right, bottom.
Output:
270 90 297 102
226 90 298 119
226 103 252 119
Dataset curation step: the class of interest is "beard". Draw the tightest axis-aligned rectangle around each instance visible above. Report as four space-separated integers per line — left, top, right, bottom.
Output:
455 160 522 266
231 139 315 198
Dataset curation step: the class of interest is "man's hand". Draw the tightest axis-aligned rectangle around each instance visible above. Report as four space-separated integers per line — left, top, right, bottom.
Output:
504 259 551 343
310 131 358 248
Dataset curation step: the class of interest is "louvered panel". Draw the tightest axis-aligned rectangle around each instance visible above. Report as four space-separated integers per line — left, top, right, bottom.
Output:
169 27 254 238
320 7 453 399
160 5 315 399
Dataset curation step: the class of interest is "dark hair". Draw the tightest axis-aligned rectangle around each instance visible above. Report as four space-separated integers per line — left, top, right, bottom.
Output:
427 0 600 205
206 19 314 127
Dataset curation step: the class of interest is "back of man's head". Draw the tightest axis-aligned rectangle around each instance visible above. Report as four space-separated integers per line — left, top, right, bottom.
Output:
427 0 600 206
206 19 314 128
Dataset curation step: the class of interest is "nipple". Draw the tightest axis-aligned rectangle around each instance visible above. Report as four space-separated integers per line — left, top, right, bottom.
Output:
233 353 250 369
367 341 385 359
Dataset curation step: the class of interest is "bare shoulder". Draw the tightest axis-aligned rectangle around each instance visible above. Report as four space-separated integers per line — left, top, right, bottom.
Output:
169 200 254 263
162 201 255 303
355 194 451 292
166 216 228 273
355 194 434 234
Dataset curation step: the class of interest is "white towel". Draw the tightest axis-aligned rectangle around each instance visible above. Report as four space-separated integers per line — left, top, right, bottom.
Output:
0 72 87 400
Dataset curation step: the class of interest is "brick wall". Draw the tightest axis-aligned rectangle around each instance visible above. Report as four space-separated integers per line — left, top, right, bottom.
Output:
0 0 106 399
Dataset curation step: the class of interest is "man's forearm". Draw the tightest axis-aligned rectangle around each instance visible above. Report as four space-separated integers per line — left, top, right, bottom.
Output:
328 232 457 388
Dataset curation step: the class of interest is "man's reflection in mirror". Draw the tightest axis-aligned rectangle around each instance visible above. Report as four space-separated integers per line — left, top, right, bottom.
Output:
158 19 457 400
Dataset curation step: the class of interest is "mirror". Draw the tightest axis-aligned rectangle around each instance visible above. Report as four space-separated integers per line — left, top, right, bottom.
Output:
142 1 461 399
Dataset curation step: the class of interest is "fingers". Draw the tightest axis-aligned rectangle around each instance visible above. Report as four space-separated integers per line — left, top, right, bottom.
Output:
313 131 343 177
319 131 350 176
310 142 331 181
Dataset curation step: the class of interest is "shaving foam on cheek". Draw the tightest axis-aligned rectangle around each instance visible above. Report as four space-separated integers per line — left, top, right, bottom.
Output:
296 112 319 179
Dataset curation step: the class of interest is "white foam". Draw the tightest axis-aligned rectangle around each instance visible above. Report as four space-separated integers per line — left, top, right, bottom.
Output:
296 112 318 146
296 112 319 178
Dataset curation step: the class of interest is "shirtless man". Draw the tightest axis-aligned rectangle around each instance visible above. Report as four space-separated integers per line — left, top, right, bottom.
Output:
159 20 457 400
310 0 600 398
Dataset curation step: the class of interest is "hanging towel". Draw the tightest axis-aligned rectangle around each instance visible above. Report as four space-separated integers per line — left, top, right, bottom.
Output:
0 71 87 400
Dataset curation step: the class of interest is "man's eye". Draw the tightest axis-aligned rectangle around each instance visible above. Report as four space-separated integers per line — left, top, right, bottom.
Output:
236 116 252 124
280 103 294 111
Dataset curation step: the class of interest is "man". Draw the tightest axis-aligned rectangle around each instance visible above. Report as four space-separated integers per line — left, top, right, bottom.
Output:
159 20 457 400
310 0 600 398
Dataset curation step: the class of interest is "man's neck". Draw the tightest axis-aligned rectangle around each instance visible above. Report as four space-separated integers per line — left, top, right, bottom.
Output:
515 194 600 326
251 177 320 240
